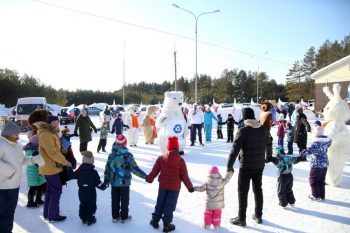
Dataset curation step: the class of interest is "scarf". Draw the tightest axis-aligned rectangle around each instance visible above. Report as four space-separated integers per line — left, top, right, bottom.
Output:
131 115 139 128
149 118 157 138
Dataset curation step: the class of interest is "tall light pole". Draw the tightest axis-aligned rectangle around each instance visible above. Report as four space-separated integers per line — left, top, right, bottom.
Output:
252 51 268 102
172 4 219 103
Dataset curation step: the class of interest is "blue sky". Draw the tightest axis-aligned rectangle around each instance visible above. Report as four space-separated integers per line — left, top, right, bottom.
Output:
0 0 349 91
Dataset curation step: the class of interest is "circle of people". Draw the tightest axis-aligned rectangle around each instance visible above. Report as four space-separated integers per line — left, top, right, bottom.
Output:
0 100 332 233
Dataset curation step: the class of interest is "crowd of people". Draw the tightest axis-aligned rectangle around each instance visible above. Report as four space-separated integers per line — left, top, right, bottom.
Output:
0 101 333 233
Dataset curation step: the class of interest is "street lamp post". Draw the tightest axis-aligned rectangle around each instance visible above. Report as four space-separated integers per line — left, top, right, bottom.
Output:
172 4 219 103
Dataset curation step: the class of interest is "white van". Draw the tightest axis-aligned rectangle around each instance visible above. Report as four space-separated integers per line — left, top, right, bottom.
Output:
15 97 47 131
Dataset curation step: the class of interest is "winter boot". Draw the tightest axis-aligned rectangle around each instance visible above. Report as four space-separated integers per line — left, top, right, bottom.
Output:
163 222 175 232
150 219 159 229
252 214 263 224
229 216 246 227
35 190 44 205
27 193 39 208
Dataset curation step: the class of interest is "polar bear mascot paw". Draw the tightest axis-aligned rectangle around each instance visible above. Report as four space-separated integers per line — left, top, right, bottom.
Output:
156 91 188 155
323 83 350 186
141 105 160 144
125 105 140 147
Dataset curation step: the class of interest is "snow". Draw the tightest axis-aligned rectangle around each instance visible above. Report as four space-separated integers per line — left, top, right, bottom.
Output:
10 117 350 233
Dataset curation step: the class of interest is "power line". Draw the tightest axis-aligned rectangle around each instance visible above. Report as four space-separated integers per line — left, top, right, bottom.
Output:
32 0 293 67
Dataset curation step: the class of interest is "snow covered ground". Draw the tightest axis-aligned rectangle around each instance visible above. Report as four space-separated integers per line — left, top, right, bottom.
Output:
11 117 350 233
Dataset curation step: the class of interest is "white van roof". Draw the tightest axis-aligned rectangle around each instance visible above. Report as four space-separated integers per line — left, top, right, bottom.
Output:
17 97 47 104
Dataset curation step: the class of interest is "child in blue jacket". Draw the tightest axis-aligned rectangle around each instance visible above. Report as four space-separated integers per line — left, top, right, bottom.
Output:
103 135 147 223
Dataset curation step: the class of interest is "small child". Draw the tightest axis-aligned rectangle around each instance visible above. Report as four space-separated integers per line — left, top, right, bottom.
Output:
216 114 224 139
23 135 46 208
300 126 331 201
194 166 233 230
277 114 287 150
60 126 77 169
73 151 106 226
226 114 238 143
272 146 304 207
103 134 147 223
111 113 129 135
97 121 110 153
286 121 294 155
147 136 194 233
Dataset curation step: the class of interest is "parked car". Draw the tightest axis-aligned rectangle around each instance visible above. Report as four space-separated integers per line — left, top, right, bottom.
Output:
85 106 102 116
60 107 80 125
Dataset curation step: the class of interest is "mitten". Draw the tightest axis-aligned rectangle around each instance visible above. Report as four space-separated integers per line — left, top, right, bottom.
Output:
94 129 97 133
188 188 194 193
31 154 45 167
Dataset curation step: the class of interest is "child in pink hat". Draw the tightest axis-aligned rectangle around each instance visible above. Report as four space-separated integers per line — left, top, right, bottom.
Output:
194 166 233 230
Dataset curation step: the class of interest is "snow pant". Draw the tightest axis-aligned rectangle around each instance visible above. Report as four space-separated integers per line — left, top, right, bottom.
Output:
190 124 203 144
79 192 97 223
237 168 264 221
97 139 107 152
0 188 19 233
111 186 130 220
79 142 88 152
227 129 234 142
44 174 62 220
28 183 46 205
217 129 223 139
204 209 222 226
278 136 285 149
152 188 180 224
287 140 293 155
277 173 295 206
204 124 213 142
309 167 327 199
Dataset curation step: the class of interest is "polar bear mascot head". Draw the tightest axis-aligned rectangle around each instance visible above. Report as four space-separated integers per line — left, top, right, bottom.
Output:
163 91 184 112
129 105 140 118
323 83 350 186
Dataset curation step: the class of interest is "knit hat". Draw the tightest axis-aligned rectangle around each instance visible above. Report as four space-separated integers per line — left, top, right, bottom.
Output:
115 134 127 146
209 166 219 174
167 136 179 151
314 126 324 137
314 120 321 127
1 121 21 137
81 151 94 164
46 115 59 124
242 107 255 120
30 135 39 146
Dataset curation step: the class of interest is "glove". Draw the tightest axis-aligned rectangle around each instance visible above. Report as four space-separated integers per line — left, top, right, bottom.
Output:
188 188 194 193
31 155 45 167
227 167 234 173
66 162 73 167
94 129 97 133
74 133 79 137
98 183 108 191
272 157 279 165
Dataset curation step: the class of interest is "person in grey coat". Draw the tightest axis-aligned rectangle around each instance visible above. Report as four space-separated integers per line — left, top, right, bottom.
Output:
194 166 233 230
74 108 97 152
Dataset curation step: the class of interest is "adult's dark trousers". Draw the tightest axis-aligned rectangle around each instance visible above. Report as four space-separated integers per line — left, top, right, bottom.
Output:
217 129 223 139
227 129 234 142
190 124 202 144
97 139 107 151
287 141 293 155
277 173 295 206
80 142 88 152
237 168 264 221
309 167 327 199
152 188 180 223
0 188 19 233
297 141 307 153
44 174 62 220
111 186 130 220
79 195 97 223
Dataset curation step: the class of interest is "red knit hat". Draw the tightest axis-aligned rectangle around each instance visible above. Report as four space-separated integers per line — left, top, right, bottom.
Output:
209 166 219 174
115 134 127 146
167 136 179 151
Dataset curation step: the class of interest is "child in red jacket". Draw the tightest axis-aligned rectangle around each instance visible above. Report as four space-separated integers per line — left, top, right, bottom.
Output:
146 136 194 233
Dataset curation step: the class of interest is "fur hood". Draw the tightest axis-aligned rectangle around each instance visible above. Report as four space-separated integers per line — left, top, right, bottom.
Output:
35 121 59 135
244 119 261 128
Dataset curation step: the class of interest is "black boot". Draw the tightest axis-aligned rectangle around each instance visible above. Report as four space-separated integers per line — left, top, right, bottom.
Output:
150 219 159 229
163 222 175 232
35 189 44 205
229 216 246 227
27 193 39 208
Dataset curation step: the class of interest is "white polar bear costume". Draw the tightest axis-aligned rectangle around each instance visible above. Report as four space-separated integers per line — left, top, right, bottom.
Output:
125 105 140 146
156 91 188 154
323 84 350 186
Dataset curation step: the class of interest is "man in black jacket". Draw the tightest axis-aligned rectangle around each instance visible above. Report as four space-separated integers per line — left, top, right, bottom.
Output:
227 107 272 227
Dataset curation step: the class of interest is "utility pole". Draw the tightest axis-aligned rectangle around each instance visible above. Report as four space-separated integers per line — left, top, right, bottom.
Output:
174 49 177 91
123 42 125 106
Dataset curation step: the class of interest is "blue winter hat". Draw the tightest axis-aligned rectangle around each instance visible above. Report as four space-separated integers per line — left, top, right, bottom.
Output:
314 120 321 127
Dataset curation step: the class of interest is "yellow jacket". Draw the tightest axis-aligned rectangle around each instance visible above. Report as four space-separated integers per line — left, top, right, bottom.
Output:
37 122 68 175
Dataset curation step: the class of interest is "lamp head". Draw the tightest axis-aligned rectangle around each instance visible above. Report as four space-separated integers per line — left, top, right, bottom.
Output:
172 3 180 8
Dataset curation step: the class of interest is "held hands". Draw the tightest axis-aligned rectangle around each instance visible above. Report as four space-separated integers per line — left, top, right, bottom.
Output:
94 129 98 134
98 183 108 191
31 155 45 167
227 167 234 173
188 188 194 193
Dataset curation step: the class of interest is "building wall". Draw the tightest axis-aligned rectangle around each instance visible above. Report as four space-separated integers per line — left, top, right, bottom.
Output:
315 81 350 112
